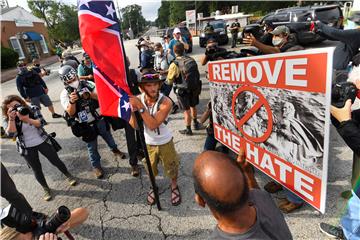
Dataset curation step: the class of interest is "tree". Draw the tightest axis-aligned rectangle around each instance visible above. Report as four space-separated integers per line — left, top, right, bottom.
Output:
155 1 296 28
120 4 146 37
156 0 170 28
27 1 79 43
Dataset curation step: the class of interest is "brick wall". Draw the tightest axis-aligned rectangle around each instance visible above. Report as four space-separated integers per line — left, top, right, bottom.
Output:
1 21 52 62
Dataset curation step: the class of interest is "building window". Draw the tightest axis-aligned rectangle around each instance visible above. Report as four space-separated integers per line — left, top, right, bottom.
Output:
39 34 49 54
9 36 25 59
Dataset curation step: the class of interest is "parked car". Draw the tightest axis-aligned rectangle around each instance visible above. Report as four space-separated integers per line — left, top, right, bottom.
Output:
241 4 344 45
199 19 229 47
164 26 193 53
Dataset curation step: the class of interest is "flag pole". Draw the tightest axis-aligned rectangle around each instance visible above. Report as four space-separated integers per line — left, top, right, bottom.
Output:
118 20 161 210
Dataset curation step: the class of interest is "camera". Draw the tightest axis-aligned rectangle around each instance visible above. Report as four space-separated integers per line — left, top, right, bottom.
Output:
331 81 358 108
66 86 91 100
1 204 71 238
77 88 91 99
12 104 30 116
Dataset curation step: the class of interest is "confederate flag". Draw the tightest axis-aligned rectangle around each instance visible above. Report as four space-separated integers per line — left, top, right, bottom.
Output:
78 0 131 121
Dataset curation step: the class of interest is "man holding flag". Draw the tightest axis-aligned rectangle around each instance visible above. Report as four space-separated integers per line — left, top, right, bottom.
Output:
77 0 162 208
129 70 181 206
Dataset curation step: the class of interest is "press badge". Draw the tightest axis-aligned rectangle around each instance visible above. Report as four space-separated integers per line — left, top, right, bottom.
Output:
78 110 89 122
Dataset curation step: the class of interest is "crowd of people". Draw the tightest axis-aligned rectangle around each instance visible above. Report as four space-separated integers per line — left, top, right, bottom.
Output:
1 21 359 240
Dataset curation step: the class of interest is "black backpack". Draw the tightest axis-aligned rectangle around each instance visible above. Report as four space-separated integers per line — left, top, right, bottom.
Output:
174 56 202 94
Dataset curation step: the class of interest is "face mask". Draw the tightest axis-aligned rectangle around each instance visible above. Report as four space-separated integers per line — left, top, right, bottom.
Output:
68 80 79 89
140 47 146 52
272 38 283 46
155 51 162 56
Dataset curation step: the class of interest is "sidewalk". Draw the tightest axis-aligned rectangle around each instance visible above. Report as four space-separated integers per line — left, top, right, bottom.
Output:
1 55 59 83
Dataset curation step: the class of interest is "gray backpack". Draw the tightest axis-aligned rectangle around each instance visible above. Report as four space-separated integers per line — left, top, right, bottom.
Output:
174 56 202 94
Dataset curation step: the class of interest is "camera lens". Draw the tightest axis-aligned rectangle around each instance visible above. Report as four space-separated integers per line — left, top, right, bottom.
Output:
17 107 30 116
44 206 71 233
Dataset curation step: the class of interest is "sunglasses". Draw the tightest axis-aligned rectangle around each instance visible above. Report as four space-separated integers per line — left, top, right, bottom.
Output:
141 74 159 80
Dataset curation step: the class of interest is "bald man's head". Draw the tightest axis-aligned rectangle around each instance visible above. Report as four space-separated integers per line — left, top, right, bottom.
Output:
193 151 249 215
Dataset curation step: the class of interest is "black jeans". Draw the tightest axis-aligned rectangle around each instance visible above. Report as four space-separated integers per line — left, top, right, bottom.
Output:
317 22 360 70
1 163 33 215
124 122 140 167
231 33 238 47
23 141 69 189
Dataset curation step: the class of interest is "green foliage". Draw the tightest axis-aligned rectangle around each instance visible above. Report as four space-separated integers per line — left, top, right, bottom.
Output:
155 1 296 27
27 0 79 43
120 4 146 37
156 0 170 28
1 46 19 69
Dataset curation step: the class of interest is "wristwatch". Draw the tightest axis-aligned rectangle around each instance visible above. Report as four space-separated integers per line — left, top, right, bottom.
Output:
139 108 145 114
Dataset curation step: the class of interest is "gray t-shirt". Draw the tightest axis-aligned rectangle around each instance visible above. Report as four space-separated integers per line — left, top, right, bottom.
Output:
209 189 293 240
22 123 46 147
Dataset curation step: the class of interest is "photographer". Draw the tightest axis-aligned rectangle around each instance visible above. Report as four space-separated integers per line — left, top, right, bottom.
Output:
58 66 125 179
0 207 89 240
1 95 77 201
16 61 62 119
201 38 227 66
320 66 360 240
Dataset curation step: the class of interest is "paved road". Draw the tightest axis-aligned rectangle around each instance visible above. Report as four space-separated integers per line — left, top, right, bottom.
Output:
0 37 354 240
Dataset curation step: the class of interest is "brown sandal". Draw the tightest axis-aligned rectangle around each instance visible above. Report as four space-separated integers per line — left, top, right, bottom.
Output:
264 181 283 193
278 199 303 213
147 189 155 206
171 186 181 206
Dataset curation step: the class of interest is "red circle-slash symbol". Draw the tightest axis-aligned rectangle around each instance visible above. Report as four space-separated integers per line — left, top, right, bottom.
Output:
232 85 273 143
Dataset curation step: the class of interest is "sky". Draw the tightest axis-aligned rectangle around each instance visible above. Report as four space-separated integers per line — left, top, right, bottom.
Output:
9 0 161 21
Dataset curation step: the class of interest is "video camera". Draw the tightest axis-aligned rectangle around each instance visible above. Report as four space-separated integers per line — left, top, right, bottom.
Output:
331 81 358 108
11 104 30 116
0 204 71 239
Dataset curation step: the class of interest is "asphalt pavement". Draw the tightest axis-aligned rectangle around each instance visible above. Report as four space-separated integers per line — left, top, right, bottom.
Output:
0 37 354 240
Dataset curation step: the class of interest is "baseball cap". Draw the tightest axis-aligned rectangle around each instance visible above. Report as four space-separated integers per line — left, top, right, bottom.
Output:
173 27 181 34
272 25 290 36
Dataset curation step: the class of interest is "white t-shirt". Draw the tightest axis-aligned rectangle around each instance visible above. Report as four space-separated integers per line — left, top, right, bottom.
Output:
22 123 46 147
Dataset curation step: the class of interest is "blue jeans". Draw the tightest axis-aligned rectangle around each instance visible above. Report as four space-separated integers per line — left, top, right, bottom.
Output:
86 119 117 168
204 134 217 151
341 191 360 240
285 189 305 205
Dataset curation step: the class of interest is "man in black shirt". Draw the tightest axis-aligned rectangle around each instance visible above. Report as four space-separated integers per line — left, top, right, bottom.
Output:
193 151 293 240
243 25 303 54
229 19 240 48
